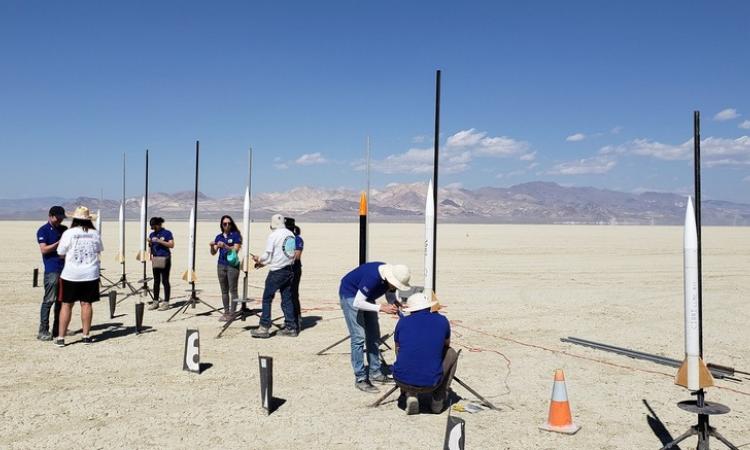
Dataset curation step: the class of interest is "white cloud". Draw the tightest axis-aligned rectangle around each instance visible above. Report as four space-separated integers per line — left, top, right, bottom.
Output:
369 128 534 174
566 133 586 142
295 152 327 165
739 120 750 130
598 135 750 166
495 170 525 179
611 126 624 134
714 108 740 121
411 135 427 144
273 163 289 170
548 156 616 175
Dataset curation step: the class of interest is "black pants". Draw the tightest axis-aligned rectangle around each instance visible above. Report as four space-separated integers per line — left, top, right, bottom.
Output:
291 262 302 319
152 257 171 303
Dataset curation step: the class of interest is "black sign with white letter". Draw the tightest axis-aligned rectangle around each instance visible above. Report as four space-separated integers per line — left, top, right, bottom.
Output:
443 415 465 450
183 329 200 373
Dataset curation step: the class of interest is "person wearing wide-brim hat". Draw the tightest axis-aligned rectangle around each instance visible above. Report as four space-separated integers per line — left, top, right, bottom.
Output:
55 206 103 347
338 262 410 393
392 292 456 415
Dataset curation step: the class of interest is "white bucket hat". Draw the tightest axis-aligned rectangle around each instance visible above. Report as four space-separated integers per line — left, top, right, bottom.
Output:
70 206 97 221
377 264 411 291
270 214 285 230
403 292 438 313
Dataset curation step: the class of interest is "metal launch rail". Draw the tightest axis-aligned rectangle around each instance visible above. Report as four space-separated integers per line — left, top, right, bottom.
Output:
560 337 749 383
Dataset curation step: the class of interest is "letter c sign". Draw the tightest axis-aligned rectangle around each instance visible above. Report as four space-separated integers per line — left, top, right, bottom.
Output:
183 329 200 373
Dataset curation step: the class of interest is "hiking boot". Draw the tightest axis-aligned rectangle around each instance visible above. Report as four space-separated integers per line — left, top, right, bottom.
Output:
251 326 271 339
355 380 379 394
54 338 65 348
82 336 93 345
37 330 53 341
158 302 170 311
279 327 298 337
370 373 392 384
406 394 420 415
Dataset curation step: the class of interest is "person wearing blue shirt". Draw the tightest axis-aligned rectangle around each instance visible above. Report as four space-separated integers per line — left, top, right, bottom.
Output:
291 225 304 330
209 215 242 321
35 206 67 341
338 262 411 393
147 217 174 311
393 292 457 415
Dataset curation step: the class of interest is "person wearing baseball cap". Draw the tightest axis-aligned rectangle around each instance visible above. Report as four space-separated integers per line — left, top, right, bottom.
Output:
35 206 67 341
338 262 410 393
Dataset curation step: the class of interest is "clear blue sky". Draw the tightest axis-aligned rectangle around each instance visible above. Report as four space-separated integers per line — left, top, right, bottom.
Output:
1 1 749 202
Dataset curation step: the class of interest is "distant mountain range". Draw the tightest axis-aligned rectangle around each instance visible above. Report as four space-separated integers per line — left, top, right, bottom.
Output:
2 182 749 225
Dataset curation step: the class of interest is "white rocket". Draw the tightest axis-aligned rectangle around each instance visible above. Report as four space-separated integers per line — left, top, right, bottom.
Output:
241 186 251 272
95 209 101 234
136 196 147 261
116 202 125 263
424 179 435 298
182 207 197 282
675 196 714 391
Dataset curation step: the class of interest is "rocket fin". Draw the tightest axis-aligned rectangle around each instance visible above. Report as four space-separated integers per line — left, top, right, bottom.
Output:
430 291 443 312
675 359 688 388
675 358 715 389
182 270 197 283
698 358 715 388
116 253 125 263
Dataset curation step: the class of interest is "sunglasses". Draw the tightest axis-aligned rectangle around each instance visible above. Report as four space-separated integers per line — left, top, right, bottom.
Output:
222 222 231 226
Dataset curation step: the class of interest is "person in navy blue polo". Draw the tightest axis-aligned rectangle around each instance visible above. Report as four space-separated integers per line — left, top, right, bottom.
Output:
147 217 174 311
393 292 457 415
291 225 304 330
209 215 242 320
338 262 410 393
36 206 67 341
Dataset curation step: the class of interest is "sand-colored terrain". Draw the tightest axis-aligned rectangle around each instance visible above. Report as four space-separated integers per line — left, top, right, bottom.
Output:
1 220 748 449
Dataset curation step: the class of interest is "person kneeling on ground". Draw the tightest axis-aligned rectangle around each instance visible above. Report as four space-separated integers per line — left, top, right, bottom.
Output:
338 262 409 393
393 292 457 415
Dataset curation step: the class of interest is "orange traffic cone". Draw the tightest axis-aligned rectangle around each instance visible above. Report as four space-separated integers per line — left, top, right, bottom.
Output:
539 369 581 435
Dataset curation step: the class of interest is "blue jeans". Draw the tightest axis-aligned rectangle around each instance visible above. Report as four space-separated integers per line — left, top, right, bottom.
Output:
260 266 296 330
339 295 382 382
40 272 61 336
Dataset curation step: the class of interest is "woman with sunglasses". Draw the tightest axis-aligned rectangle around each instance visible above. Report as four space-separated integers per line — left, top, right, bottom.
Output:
209 215 242 321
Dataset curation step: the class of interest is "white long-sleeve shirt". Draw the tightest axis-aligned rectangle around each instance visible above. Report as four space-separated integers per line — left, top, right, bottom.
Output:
352 290 397 312
258 227 295 271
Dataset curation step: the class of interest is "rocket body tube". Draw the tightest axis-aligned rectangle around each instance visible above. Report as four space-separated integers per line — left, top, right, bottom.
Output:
424 179 435 297
117 203 125 263
675 196 714 390
242 187 251 270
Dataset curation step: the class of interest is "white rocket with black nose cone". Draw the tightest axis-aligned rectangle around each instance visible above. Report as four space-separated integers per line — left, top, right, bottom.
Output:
136 196 147 261
675 196 714 391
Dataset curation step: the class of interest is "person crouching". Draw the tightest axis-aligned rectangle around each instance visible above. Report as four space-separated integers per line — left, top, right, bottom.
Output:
393 292 457 414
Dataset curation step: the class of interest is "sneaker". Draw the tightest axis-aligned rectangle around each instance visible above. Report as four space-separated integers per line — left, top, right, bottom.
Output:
355 380 380 394
251 326 271 339
431 394 445 414
54 338 65 348
279 327 298 337
82 336 93 345
37 330 53 341
406 394 420 415
370 373 392 384
147 302 159 311
158 302 170 311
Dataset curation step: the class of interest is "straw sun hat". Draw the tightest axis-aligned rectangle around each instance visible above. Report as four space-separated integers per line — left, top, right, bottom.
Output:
403 292 438 313
70 206 97 221
377 264 411 291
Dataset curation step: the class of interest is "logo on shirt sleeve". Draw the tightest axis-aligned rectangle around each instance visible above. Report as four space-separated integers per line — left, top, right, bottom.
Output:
282 236 296 258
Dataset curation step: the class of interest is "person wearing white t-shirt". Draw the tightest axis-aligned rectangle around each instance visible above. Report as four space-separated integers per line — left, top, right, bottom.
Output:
250 214 297 338
55 206 103 347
